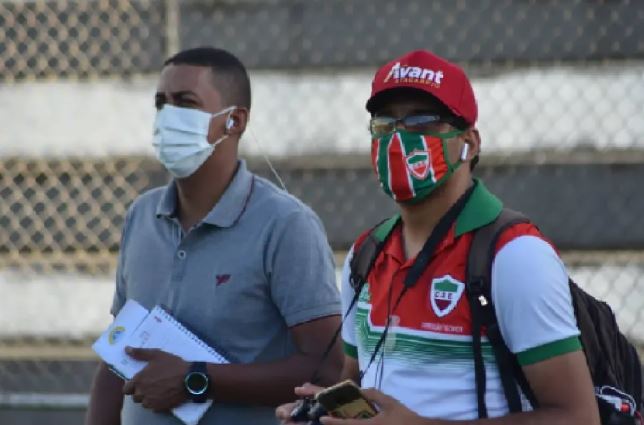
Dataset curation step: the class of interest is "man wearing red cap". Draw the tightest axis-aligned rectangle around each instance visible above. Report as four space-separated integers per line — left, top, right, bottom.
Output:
276 50 599 425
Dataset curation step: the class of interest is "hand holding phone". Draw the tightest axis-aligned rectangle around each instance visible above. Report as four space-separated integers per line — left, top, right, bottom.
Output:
314 380 378 419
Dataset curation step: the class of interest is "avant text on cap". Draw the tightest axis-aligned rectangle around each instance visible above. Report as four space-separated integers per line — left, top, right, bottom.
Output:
383 62 444 86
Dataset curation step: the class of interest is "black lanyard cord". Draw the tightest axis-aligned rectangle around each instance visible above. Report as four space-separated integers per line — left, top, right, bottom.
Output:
359 285 409 382
359 183 476 382
309 279 366 385
310 183 476 386
403 184 476 289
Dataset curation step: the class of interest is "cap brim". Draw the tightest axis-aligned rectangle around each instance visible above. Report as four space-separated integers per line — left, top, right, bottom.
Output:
365 87 449 114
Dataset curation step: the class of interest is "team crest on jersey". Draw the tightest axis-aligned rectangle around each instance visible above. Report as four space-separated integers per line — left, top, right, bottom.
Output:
429 276 465 317
406 149 432 180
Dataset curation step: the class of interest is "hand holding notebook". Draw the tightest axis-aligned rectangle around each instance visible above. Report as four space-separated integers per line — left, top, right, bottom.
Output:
92 299 229 425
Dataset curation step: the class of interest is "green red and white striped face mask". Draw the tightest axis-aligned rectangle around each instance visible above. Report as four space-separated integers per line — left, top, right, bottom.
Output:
371 129 465 203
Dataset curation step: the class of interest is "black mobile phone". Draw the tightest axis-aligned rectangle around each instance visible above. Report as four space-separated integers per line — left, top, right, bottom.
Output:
315 380 378 419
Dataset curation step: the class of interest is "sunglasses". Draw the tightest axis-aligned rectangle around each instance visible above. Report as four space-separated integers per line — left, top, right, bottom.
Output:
369 114 458 138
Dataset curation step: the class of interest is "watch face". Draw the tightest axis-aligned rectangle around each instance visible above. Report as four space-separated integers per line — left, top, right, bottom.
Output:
185 371 208 395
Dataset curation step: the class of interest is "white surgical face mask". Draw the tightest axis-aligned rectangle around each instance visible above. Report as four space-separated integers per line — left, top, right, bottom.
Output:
152 104 236 178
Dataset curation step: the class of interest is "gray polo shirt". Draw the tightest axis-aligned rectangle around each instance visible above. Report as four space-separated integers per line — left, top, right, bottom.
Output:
111 160 340 425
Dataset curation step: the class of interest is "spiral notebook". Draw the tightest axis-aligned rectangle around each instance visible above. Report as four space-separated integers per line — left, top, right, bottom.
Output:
92 299 229 425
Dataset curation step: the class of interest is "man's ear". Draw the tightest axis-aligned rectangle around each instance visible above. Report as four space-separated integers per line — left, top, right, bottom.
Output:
461 127 480 161
225 108 249 135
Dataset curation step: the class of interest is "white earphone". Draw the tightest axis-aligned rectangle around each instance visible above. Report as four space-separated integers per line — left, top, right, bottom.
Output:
226 117 234 130
460 143 470 161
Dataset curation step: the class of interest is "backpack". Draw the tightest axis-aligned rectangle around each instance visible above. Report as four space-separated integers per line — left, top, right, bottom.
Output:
349 208 643 425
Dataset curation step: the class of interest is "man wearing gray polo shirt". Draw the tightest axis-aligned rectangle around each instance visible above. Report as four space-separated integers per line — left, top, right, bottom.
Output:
85 47 343 425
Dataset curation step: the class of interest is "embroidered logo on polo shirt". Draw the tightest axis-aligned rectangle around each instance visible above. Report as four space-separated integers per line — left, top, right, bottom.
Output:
429 275 465 317
216 274 231 286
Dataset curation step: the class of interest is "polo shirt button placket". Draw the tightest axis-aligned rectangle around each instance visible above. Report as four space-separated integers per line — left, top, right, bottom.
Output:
166 249 187 310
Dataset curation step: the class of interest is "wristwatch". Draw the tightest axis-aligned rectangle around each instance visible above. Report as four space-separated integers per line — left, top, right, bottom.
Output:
184 361 210 403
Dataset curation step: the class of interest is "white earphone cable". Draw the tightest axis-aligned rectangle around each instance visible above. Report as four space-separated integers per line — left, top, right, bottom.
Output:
247 126 288 192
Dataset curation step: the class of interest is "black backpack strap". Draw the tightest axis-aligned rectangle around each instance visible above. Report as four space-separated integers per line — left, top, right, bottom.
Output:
466 208 538 418
349 215 400 292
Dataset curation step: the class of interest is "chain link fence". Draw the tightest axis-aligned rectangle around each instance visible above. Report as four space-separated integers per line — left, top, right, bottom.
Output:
0 0 166 80
0 0 643 421
1 158 152 272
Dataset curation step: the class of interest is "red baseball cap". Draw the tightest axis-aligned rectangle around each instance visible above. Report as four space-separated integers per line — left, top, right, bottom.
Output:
366 50 477 125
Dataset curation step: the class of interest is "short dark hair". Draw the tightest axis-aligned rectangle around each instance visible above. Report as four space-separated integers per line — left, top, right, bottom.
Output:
164 47 251 109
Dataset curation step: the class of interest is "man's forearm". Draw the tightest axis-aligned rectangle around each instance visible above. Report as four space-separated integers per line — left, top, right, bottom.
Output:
85 362 124 425
206 352 342 406
424 407 595 425
339 355 360 384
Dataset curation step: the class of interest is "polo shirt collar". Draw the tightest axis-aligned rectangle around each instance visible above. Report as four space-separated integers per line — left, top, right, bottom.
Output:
156 182 178 218
454 178 503 236
155 160 254 228
380 178 503 264
203 160 254 227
